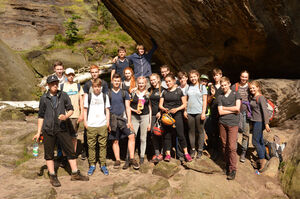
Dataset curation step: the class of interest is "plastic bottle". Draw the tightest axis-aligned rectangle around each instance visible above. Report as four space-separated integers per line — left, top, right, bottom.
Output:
33 140 39 157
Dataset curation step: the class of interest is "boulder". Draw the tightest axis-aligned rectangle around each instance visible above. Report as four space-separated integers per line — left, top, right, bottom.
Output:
0 40 36 100
258 79 300 125
152 160 181 179
263 157 280 178
102 0 300 79
27 49 88 77
184 155 223 174
0 106 26 121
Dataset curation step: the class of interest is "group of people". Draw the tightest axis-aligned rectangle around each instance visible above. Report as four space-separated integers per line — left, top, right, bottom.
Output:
33 42 272 187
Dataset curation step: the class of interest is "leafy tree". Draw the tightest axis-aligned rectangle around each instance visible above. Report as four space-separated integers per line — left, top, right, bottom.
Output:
64 15 81 45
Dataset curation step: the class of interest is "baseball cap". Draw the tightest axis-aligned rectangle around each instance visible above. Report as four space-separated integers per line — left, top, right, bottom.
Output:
200 74 209 80
65 68 75 75
47 75 59 83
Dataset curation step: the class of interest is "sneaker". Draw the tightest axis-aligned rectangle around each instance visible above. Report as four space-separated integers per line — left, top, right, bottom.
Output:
157 154 163 162
196 151 203 159
114 160 121 169
227 170 236 180
164 154 171 162
184 153 192 162
130 159 140 170
122 161 130 170
87 165 96 176
190 149 196 159
140 157 144 165
152 155 159 163
240 151 246 163
101 166 109 176
71 170 89 181
49 173 61 187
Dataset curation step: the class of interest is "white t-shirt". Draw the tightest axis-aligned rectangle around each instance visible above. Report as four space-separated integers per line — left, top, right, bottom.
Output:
84 92 110 127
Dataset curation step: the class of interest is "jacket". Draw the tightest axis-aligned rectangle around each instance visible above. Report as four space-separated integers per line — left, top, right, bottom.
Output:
127 40 157 78
38 90 74 135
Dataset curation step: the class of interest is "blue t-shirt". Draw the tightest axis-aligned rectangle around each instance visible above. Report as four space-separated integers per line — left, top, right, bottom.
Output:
187 84 207 114
112 58 130 80
109 89 130 116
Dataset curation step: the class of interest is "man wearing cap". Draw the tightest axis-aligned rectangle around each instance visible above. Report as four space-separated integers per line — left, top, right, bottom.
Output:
33 75 89 187
61 68 84 152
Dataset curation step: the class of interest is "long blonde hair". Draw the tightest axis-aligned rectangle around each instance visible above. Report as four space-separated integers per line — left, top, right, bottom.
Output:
149 73 162 96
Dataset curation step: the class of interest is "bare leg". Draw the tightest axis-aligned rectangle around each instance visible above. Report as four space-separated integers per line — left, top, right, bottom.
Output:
46 160 55 174
68 159 78 172
112 140 120 161
128 134 135 159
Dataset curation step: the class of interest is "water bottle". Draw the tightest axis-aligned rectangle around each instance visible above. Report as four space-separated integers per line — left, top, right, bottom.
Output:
33 140 39 157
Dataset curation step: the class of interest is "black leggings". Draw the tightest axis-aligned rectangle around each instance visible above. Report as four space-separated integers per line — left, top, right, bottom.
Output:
188 114 205 151
163 111 187 152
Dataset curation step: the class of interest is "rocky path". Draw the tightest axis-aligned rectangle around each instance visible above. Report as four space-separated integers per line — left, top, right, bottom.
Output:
0 116 291 199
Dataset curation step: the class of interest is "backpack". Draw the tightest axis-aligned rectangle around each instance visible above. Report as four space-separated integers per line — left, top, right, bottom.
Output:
256 95 276 121
60 83 81 93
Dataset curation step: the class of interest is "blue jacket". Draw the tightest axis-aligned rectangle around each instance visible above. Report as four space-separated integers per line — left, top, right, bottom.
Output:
127 40 157 78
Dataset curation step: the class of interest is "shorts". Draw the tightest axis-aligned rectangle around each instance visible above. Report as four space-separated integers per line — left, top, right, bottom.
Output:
108 125 133 140
43 131 76 160
66 118 79 138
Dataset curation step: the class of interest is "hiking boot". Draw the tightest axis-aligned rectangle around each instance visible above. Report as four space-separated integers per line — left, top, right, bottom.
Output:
130 159 140 170
157 154 163 162
87 165 96 176
100 166 109 176
184 153 192 162
164 154 171 162
49 173 61 187
139 157 144 165
240 151 246 163
152 155 159 163
196 151 203 159
190 149 196 159
114 160 121 169
122 160 130 170
71 170 89 181
259 159 268 172
227 170 236 180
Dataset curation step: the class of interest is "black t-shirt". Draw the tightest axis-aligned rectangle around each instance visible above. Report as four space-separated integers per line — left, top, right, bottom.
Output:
149 87 160 116
208 84 223 118
161 87 183 110
130 91 150 115
218 91 241 126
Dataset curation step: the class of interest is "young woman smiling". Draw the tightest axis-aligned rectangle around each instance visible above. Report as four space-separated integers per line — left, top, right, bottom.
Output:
159 74 192 162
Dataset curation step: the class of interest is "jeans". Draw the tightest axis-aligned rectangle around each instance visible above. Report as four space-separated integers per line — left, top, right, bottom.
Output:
252 121 265 159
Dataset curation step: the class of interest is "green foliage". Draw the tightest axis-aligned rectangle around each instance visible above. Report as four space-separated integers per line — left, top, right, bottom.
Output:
98 2 113 29
64 14 82 45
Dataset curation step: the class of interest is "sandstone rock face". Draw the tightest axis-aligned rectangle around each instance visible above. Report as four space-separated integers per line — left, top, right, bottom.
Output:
102 0 300 79
0 40 36 100
258 79 300 125
0 0 95 51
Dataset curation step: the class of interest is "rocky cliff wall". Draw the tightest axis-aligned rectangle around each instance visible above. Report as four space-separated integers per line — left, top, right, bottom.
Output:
0 40 36 100
102 0 300 79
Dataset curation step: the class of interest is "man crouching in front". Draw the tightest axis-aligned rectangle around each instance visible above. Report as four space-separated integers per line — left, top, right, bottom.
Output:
33 75 89 187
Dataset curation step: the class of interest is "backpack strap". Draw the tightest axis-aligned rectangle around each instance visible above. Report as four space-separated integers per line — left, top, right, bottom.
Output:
102 93 107 115
60 83 64 91
235 83 239 92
